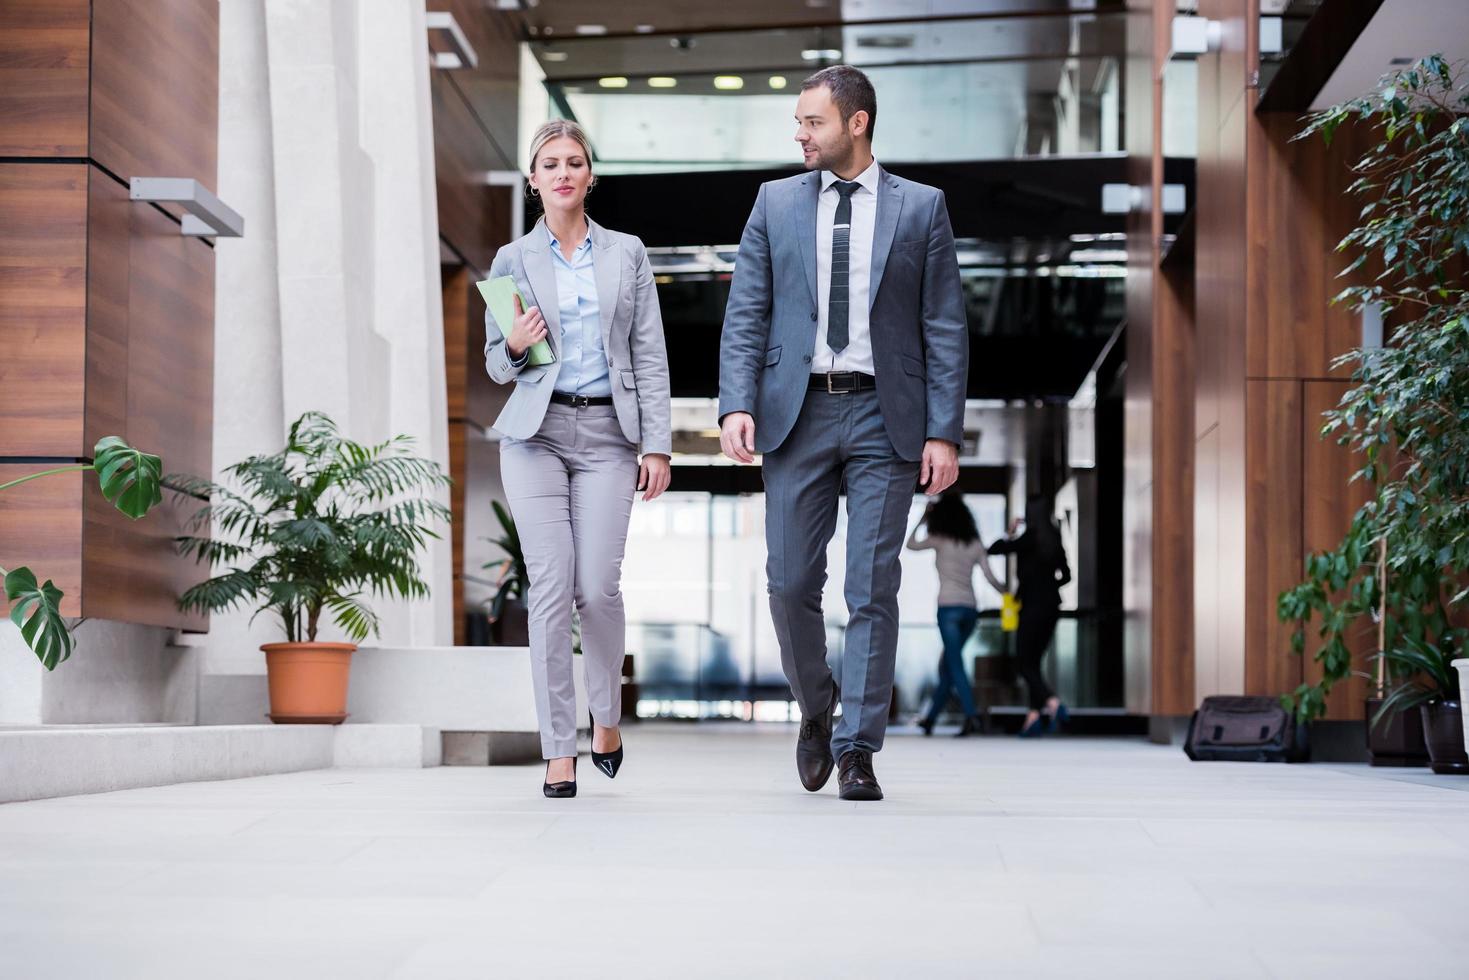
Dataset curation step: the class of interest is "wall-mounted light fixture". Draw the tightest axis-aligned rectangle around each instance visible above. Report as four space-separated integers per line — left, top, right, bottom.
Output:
426 11 477 70
129 178 244 238
1101 183 1186 215
1170 16 1223 58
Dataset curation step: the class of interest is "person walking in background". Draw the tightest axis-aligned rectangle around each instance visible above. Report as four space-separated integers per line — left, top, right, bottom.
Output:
485 120 672 797
988 496 1071 738
906 492 1005 737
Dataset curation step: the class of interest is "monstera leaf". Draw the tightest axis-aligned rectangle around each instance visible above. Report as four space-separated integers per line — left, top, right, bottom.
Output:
3 567 73 670
93 436 163 519
2 436 163 669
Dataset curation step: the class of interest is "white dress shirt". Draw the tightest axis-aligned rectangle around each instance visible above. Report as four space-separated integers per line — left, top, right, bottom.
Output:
814 157 880 376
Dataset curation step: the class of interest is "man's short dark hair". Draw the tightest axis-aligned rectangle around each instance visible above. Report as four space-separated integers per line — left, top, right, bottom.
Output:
802 65 877 142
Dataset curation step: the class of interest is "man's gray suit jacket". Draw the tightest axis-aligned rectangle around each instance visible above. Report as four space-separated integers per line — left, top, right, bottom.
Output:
483 217 672 456
717 165 967 462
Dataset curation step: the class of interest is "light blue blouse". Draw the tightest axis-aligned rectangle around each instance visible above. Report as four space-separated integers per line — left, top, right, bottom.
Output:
547 230 611 398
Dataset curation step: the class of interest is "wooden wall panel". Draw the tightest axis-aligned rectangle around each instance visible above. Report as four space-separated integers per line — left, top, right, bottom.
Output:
79 167 213 629
0 466 82 618
1301 380 1373 718
1244 379 1302 698
1153 266 1196 715
89 0 219 189
1247 112 1364 381
1123 0 1198 718
0 0 91 157
0 163 88 456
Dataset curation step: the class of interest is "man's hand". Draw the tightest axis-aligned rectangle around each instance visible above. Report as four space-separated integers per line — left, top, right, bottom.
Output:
919 439 959 495
720 412 756 464
638 454 672 502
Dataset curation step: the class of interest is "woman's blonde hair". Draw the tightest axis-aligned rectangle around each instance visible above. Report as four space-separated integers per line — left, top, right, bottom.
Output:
528 119 595 179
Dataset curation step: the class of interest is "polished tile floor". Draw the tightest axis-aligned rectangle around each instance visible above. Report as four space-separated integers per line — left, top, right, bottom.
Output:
1 724 1466 979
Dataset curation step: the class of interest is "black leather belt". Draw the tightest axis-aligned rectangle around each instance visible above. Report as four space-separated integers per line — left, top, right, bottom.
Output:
808 371 876 394
550 392 614 407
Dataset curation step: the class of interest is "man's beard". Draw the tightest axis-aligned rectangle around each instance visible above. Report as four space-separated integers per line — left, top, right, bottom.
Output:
807 132 854 173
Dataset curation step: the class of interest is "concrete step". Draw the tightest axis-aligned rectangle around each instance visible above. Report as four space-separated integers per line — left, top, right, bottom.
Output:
0 723 440 803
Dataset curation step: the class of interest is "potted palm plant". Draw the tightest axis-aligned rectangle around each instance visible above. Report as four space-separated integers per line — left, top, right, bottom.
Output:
2 437 162 669
483 501 529 646
176 412 450 723
1279 55 1469 772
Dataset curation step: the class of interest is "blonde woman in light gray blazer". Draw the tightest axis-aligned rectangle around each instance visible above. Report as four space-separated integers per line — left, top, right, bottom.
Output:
485 120 672 798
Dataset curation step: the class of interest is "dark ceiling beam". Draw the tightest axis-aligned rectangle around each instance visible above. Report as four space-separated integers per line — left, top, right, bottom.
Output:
1256 0 1386 113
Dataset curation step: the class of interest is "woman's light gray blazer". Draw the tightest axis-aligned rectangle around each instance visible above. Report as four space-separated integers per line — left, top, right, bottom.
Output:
483 217 672 456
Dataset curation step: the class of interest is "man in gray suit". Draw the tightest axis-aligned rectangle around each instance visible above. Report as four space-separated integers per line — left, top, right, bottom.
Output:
719 66 968 801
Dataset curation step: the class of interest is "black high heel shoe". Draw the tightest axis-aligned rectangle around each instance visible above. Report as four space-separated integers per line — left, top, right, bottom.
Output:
591 732 624 779
954 714 984 738
917 717 935 737
543 758 577 798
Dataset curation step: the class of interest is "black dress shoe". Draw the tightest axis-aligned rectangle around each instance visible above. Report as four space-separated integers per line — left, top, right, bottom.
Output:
837 750 883 801
543 758 577 798
954 715 984 738
796 684 840 792
591 734 624 779
917 716 935 737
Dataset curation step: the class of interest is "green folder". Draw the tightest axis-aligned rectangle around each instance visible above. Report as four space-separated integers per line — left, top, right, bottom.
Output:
478 275 555 367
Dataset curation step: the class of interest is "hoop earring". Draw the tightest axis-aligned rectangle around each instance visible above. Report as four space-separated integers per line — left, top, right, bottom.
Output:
527 184 540 198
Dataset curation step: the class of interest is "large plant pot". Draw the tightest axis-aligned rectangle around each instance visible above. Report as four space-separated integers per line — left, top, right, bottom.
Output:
1365 696 1429 767
1419 700 1469 775
490 599 529 646
1453 660 1469 757
261 642 356 724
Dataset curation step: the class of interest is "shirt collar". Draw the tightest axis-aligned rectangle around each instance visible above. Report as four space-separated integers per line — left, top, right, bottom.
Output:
822 158 880 194
544 221 592 252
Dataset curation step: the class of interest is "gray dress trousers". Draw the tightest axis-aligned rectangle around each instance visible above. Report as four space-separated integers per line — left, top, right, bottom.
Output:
500 404 637 760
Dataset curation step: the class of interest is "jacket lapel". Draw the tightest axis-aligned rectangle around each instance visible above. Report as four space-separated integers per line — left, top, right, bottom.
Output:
794 174 819 309
868 168 904 312
589 218 620 353
522 219 560 356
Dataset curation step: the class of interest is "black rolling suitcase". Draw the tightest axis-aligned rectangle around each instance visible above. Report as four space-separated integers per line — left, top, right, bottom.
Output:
1184 695 1309 762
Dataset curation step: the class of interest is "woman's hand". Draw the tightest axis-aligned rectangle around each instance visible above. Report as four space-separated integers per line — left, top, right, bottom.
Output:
506 294 548 359
637 453 671 502
1008 517 1025 537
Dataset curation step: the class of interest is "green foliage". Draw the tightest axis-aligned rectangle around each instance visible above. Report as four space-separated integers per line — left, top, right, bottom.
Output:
482 500 528 624
0 437 164 670
176 412 451 644
1280 56 1469 722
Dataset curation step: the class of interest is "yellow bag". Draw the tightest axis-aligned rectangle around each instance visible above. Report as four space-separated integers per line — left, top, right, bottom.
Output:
1000 592 1021 632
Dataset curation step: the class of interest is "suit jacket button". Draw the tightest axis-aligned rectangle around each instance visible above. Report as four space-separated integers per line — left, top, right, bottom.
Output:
803 355 812 363
810 311 817 321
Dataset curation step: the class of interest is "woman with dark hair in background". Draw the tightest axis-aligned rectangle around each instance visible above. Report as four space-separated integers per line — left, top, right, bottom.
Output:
989 496 1071 738
906 492 1005 737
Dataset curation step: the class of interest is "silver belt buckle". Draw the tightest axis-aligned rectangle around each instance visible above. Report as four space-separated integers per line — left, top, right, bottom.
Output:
825 372 848 394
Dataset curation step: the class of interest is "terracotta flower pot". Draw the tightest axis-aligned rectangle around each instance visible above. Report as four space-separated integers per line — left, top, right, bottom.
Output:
261 642 356 724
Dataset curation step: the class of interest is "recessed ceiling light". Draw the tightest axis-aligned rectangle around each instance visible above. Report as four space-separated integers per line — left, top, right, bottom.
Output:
598 76 629 88
636 24 655 33
541 50 568 62
713 75 744 90
575 24 607 36
768 75 788 90
648 76 677 88
801 49 842 61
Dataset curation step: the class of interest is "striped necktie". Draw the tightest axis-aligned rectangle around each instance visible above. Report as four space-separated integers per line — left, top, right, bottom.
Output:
827 180 861 354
